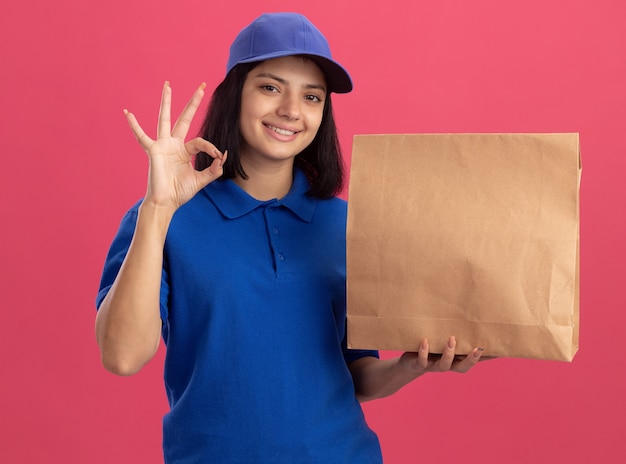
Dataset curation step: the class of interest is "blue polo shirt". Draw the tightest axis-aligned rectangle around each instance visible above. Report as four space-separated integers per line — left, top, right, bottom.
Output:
96 169 382 463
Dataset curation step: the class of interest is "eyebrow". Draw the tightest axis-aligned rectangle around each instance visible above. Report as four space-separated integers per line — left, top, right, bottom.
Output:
253 72 327 93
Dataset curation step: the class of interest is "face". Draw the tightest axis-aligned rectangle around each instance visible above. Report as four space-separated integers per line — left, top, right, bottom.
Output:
238 56 327 167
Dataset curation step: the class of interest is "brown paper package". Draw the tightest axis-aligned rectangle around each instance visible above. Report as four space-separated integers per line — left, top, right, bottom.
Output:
346 133 580 361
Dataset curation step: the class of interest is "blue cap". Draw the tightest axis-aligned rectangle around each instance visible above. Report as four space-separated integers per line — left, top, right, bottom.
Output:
227 13 353 94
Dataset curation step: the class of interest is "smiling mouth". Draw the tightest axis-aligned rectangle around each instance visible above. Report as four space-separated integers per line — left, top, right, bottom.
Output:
265 124 298 136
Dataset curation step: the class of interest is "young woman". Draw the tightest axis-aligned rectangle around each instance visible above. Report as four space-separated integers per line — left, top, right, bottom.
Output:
95 13 484 463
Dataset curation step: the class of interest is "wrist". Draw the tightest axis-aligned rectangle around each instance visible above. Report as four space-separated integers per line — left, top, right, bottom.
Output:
137 200 176 237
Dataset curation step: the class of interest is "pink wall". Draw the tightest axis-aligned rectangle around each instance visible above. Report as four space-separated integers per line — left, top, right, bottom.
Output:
2 0 624 462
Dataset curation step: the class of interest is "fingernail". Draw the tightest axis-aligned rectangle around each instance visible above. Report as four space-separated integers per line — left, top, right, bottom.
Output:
448 336 456 349
421 339 428 351
199 82 207 90
473 347 485 360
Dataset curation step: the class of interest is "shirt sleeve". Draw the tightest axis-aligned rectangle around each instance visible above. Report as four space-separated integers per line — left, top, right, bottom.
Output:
95 201 170 325
341 332 379 364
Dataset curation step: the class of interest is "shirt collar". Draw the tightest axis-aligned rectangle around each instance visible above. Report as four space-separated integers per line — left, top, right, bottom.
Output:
202 168 317 222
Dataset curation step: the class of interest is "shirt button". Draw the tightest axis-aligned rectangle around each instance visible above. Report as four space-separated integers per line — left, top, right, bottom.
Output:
273 227 279 235
277 254 285 261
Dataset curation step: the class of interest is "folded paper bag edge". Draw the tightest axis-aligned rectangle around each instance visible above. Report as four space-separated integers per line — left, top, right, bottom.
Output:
346 315 578 362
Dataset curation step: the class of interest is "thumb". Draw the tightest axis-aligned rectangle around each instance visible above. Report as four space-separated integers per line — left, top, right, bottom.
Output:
197 150 228 187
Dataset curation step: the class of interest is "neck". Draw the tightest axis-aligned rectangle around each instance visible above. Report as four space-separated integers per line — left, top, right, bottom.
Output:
234 158 295 201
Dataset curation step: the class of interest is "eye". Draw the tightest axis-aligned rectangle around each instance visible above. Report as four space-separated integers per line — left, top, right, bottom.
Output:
305 94 323 103
261 85 279 93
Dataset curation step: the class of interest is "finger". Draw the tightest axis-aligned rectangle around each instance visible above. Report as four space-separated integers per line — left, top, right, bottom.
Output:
418 338 430 369
411 338 430 370
437 336 457 371
197 150 228 188
157 81 172 139
453 347 485 373
172 83 206 140
124 109 154 150
208 149 227 176
184 137 221 159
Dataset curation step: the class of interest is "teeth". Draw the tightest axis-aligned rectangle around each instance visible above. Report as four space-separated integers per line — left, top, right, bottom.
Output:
267 124 296 136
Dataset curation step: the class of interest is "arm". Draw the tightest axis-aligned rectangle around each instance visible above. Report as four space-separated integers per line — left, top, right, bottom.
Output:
95 202 173 375
95 82 226 376
348 336 484 402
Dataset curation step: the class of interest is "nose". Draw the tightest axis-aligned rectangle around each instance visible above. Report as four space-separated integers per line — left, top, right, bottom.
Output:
277 91 300 120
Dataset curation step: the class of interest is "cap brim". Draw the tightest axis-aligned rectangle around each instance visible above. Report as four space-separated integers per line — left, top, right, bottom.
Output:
237 52 353 94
